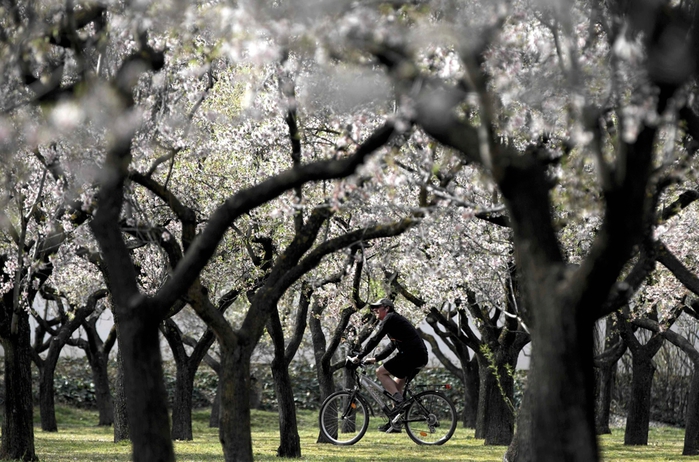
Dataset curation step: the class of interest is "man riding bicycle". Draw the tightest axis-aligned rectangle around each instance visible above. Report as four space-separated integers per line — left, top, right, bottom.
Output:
350 298 428 432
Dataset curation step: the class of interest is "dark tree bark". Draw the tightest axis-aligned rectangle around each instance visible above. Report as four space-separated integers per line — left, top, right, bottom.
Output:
0 153 90 461
186 343 221 428
622 348 659 445
79 320 117 426
0 233 67 461
593 317 626 435
37 355 58 432
477 347 517 445
0 6 109 457
171 364 195 441
420 327 479 428
618 309 664 445
304 246 366 444
309 250 364 406
102 120 399 462
267 308 302 457
399 253 527 445
633 303 699 454
86 35 172 462
210 379 221 428
116 312 173 460
71 253 119 428
164 317 196 441
112 344 130 442
183 335 223 428
0 311 37 461
309 298 336 401
310 299 359 444
33 289 108 432
684 370 699 455
272 281 314 457
424 284 528 446
161 309 222 441
218 340 254 461
395 283 483 430
504 363 532 462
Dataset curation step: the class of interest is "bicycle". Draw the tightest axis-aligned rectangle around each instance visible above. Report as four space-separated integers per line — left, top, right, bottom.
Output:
318 358 457 445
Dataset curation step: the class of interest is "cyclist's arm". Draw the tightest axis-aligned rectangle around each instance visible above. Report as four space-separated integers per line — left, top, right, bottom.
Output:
373 342 396 362
358 321 388 359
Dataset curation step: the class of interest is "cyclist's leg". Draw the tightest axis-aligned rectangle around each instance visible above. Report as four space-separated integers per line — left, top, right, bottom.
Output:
398 352 428 396
382 354 415 401
395 376 406 394
376 364 400 397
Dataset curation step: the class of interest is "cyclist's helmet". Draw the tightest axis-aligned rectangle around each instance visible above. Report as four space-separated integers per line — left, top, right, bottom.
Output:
369 298 394 312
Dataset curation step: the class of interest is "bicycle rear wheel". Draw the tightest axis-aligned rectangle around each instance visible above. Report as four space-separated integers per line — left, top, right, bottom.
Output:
404 390 456 445
318 391 369 445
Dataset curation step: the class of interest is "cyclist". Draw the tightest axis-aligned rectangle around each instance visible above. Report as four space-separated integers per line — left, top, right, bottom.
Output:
350 298 428 432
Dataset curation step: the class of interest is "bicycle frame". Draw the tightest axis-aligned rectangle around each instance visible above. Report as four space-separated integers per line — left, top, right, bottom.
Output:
347 362 416 418
357 369 394 416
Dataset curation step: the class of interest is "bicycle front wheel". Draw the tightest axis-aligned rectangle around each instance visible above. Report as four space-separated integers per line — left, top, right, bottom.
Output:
405 390 457 445
318 390 369 445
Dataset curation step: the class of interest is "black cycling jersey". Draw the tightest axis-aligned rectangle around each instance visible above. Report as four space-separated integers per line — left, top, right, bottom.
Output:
359 311 428 362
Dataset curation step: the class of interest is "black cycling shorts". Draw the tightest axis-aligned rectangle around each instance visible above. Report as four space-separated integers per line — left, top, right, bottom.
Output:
384 352 427 379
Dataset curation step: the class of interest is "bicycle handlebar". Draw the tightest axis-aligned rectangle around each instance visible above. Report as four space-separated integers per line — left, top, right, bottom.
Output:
346 356 374 368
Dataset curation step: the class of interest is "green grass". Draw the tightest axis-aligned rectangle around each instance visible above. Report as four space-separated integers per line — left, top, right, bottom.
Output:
18 406 699 461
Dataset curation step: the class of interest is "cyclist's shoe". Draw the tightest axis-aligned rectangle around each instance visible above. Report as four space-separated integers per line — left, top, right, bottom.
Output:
378 422 402 433
379 422 402 433
388 400 407 417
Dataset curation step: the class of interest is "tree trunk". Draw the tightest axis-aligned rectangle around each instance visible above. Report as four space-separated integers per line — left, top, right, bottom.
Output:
0 313 37 461
309 299 341 444
161 313 220 441
476 353 515 445
593 320 626 436
37 325 72 432
474 360 487 440
83 321 114 426
171 366 195 441
529 296 598 462
219 344 254 462
38 361 58 432
309 305 335 401
89 351 114 426
594 316 625 435
683 369 699 455
270 359 301 457
267 308 302 457
594 364 615 435
623 354 656 445
619 317 663 447
113 348 130 442
504 376 532 462
210 377 221 428
118 315 174 462
462 358 479 429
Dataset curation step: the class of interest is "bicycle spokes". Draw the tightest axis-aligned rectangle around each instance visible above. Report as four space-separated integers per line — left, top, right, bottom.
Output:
404 391 456 445
319 391 369 445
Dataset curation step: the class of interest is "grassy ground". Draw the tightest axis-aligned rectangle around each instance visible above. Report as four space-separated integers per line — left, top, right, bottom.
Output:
22 406 699 461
